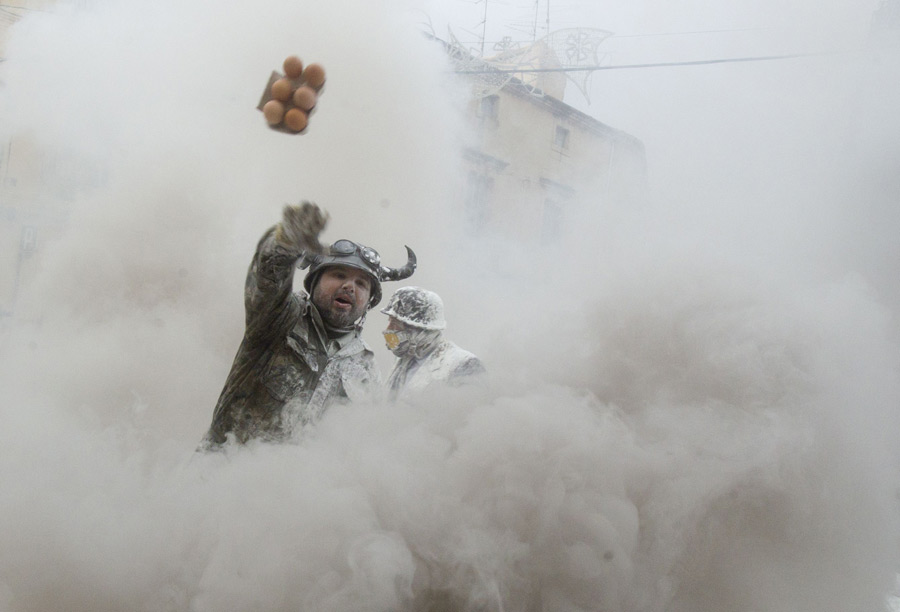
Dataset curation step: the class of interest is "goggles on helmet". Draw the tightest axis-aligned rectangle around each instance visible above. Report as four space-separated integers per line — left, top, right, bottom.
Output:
330 239 381 269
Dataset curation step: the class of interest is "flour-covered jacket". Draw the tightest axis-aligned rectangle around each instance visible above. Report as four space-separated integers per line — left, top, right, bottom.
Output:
386 339 485 401
201 227 381 448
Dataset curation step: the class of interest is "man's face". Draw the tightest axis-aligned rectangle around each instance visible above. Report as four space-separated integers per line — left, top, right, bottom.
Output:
312 266 373 328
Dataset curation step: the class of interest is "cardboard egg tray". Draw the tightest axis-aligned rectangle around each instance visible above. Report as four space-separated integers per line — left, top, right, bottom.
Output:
256 67 325 134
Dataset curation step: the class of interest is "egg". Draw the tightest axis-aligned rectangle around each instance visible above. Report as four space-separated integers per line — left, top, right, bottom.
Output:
284 108 308 132
292 86 317 111
283 55 303 79
302 63 326 89
270 78 293 102
262 100 285 125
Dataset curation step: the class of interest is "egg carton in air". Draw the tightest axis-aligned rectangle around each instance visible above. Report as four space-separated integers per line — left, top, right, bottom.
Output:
256 57 326 134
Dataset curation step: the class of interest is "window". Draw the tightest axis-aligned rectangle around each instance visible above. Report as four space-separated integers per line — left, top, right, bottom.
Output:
477 95 499 124
20 226 37 254
464 172 493 234
539 178 574 245
541 199 563 244
554 125 570 150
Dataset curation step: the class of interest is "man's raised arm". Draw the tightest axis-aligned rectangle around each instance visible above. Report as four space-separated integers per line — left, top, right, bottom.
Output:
244 202 329 334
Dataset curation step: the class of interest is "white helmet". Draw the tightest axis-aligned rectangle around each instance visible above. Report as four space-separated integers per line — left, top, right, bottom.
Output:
380 286 446 330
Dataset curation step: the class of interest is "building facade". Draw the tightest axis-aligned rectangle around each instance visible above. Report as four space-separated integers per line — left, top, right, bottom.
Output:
445 34 647 246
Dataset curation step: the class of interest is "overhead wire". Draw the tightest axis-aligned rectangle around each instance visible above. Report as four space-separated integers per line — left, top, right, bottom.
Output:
453 52 824 73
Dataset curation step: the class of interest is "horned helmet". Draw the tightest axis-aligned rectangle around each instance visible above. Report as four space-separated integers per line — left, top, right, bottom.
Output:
301 239 416 308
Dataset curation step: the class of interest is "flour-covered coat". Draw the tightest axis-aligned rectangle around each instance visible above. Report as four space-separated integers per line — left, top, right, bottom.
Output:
201 227 381 448
386 339 485 401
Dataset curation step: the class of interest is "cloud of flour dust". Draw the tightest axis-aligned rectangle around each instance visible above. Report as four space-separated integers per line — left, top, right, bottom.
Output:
0 0 899 611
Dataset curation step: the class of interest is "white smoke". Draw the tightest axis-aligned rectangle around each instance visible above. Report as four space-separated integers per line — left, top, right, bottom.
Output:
1 0 899 611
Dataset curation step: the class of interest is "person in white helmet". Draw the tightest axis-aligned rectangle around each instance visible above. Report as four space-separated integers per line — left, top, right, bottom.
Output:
381 286 485 400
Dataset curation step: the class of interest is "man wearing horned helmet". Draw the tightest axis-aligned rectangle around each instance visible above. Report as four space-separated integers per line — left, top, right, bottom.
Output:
201 202 416 449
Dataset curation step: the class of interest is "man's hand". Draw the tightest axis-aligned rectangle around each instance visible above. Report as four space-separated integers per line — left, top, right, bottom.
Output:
275 201 329 253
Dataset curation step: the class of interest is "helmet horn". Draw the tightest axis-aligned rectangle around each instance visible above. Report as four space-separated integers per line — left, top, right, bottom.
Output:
379 246 417 281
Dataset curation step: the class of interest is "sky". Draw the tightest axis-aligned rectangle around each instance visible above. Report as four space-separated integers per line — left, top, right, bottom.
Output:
423 0 880 58
0 0 899 611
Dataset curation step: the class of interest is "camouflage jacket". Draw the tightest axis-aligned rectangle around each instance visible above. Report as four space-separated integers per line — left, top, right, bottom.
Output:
201 227 381 448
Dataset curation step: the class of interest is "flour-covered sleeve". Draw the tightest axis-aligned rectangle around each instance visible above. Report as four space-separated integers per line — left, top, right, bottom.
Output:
244 203 328 340
242 227 301 340
448 355 487 386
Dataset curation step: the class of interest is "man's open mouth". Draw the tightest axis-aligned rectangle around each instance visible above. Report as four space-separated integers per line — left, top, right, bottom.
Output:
334 295 352 309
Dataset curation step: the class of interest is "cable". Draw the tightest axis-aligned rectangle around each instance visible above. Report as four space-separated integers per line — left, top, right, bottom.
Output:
453 52 822 73
615 27 769 38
